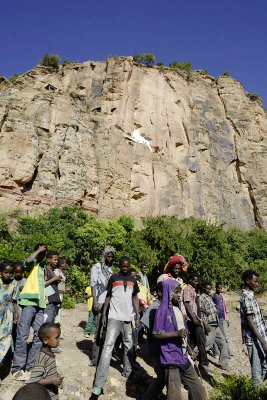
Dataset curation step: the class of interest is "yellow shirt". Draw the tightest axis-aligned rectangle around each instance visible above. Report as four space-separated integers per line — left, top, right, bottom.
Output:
85 286 93 312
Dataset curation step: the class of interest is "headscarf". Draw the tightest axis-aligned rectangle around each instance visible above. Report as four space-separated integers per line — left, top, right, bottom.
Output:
163 254 188 275
153 279 188 366
101 246 116 281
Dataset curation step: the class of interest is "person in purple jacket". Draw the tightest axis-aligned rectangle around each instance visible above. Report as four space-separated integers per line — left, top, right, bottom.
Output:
152 279 206 400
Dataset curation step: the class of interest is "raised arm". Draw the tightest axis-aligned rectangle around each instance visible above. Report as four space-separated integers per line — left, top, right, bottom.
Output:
26 245 46 264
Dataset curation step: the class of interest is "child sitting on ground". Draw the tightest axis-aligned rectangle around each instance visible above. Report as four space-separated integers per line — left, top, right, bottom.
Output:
84 284 96 338
29 322 64 400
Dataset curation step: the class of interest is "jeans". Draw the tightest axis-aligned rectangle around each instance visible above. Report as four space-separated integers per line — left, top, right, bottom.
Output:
94 318 135 388
91 306 105 366
12 306 44 372
84 310 96 335
247 340 267 387
213 318 231 357
187 321 209 366
44 303 57 323
205 325 228 369
165 364 207 400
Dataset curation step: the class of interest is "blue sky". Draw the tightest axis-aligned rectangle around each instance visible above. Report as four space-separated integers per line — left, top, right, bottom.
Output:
1 0 267 105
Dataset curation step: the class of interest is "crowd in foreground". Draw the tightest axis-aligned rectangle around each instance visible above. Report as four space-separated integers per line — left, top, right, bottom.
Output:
0 244 266 400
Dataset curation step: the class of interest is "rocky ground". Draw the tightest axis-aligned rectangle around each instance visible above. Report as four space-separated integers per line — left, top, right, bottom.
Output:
1 292 266 400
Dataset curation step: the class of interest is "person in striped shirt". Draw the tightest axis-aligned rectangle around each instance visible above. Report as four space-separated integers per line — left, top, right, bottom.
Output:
29 322 64 400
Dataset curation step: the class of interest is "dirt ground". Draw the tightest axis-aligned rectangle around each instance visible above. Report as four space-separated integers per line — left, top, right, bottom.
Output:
1 292 266 400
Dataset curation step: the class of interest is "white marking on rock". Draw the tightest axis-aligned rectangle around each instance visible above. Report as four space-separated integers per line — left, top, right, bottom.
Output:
132 129 152 152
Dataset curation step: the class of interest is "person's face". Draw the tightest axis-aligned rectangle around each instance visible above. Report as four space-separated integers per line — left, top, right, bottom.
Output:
190 277 199 288
203 285 211 296
120 260 130 275
130 271 137 279
171 264 182 278
14 267 24 280
60 260 67 270
48 255 59 268
172 286 182 304
44 328 61 348
105 253 114 266
247 276 259 291
1 266 14 282
216 284 223 294
141 265 147 274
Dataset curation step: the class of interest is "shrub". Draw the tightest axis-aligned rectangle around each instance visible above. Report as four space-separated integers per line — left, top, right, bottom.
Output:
133 53 156 65
40 52 61 68
157 62 164 66
246 93 262 103
210 373 267 400
169 61 192 71
222 71 230 77
62 297 75 309
9 73 19 83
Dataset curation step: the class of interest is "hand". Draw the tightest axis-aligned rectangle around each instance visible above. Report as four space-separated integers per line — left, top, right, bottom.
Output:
66 286 72 291
190 351 197 361
203 310 210 316
136 317 140 329
176 329 189 339
93 301 101 312
13 314 18 324
38 245 47 253
101 314 107 328
262 341 267 354
54 275 62 282
204 325 211 333
227 320 230 327
51 376 64 386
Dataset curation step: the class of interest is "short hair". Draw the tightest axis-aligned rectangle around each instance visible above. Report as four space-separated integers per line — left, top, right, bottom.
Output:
119 256 130 266
47 251 59 259
202 281 211 288
189 272 199 281
216 282 223 288
128 267 136 274
14 261 24 271
136 274 141 281
0 260 13 271
34 243 46 251
58 257 67 266
242 269 259 283
38 322 60 342
12 383 51 400
140 264 146 268
156 281 163 293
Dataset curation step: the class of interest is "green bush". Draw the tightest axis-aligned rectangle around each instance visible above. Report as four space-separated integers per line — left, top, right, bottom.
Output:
169 61 192 71
222 71 230 77
62 297 75 309
0 207 266 301
210 373 267 400
133 53 156 65
40 52 61 68
9 73 19 83
246 93 262 103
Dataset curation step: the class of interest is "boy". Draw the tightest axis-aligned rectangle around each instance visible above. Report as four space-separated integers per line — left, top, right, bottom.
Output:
140 282 164 400
90 247 115 366
29 322 63 400
139 264 150 291
212 282 231 358
92 256 139 396
240 270 267 387
12 244 47 381
12 383 51 400
44 252 61 324
183 273 212 373
153 280 206 400
199 282 228 370
84 285 96 338
54 257 68 324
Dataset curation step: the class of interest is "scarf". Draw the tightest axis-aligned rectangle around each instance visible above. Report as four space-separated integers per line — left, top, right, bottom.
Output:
101 246 116 281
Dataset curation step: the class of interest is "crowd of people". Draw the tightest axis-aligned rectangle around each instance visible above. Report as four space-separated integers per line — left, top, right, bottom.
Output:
0 244 266 400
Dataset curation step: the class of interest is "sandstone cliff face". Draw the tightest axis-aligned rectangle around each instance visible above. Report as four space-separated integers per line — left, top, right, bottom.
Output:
0 57 266 230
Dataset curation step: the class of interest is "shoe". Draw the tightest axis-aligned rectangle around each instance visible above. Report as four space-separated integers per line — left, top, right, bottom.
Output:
92 386 102 395
84 334 90 338
199 364 214 373
220 365 229 371
12 370 28 381
89 361 96 366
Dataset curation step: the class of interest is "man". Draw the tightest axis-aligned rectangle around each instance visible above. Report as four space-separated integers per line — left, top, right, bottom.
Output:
90 246 115 366
139 264 150 292
240 270 267 387
183 273 212 373
12 244 47 381
92 257 139 396
199 282 228 370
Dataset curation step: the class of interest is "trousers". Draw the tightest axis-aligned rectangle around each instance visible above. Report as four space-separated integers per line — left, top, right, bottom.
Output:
247 340 267 387
205 325 228 369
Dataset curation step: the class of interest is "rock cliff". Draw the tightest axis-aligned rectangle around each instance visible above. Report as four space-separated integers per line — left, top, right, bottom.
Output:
0 57 266 230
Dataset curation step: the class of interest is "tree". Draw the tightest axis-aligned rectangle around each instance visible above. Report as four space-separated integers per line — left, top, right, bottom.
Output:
169 61 192 71
133 53 156 65
40 52 61 68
